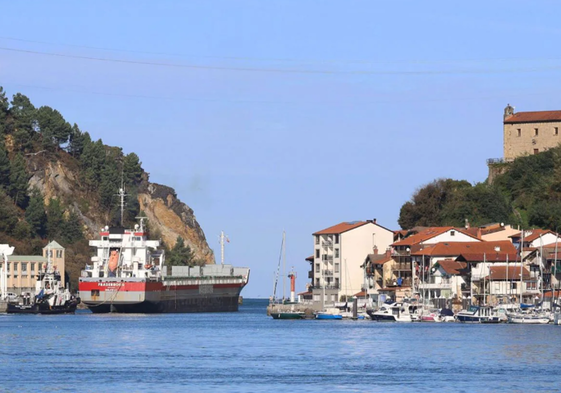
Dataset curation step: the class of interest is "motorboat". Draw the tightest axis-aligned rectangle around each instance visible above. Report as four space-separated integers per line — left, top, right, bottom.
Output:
367 301 414 322
456 306 502 323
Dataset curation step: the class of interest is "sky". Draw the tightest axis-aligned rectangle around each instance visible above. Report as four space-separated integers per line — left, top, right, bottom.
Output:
2 1 561 298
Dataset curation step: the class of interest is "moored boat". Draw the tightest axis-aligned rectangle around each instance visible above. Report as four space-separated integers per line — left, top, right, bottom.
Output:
79 190 249 314
7 251 80 315
367 301 414 322
456 306 502 323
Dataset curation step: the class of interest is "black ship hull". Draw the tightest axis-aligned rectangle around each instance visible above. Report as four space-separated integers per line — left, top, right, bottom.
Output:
85 295 241 314
7 299 79 315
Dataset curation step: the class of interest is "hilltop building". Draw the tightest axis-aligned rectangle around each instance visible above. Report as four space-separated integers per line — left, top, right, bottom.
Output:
502 104 561 161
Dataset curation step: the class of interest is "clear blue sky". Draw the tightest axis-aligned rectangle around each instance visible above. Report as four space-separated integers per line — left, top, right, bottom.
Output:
1 1 560 297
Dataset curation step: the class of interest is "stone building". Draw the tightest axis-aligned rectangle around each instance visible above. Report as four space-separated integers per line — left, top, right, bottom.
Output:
503 104 561 161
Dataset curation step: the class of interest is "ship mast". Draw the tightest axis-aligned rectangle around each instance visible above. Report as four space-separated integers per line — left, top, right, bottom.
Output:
118 186 126 227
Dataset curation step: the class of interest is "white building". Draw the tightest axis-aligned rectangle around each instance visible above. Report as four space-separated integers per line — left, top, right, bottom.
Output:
311 219 393 307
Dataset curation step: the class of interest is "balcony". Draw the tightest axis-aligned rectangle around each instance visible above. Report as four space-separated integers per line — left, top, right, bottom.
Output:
418 281 452 289
385 278 412 287
392 263 411 272
322 240 333 248
322 270 334 277
321 255 334 262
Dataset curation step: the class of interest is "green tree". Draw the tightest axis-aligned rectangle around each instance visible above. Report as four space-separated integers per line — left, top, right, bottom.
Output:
9 153 29 208
68 124 85 157
46 197 64 241
61 211 84 244
36 106 72 150
10 93 36 151
167 236 196 267
0 145 10 188
25 189 47 237
0 188 18 235
123 153 143 187
0 86 8 136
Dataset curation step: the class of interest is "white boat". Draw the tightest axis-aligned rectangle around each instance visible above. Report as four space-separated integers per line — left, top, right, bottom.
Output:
367 301 414 322
507 311 550 324
456 306 502 323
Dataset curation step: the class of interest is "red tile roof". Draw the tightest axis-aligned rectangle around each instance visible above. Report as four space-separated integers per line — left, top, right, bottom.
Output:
510 229 556 242
393 227 465 247
436 260 467 275
504 110 561 124
412 240 516 257
313 221 367 235
457 252 519 263
487 266 531 281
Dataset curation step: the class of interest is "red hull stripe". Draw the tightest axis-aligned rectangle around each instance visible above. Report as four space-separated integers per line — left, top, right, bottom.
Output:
79 282 244 292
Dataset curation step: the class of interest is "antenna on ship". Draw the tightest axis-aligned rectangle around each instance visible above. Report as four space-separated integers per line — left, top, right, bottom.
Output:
118 186 126 227
219 231 229 265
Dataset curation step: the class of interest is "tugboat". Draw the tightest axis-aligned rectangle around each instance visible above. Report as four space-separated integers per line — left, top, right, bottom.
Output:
7 249 80 315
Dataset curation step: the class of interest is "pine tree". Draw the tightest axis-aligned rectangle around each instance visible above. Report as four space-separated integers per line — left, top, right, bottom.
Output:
0 86 8 136
10 93 36 151
68 124 85 157
61 211 83 244
25 189 47 237
0 145 10 188
123 153 143 187
9 153 29 208
167 237 196 267
46 197 64 241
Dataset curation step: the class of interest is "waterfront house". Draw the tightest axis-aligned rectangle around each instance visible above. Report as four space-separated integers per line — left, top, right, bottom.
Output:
310 219 393 308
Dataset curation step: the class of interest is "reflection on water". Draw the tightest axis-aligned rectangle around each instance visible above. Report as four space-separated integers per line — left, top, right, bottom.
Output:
1 299 561 392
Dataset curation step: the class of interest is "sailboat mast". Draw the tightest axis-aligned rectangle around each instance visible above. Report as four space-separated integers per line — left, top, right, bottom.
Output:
520 230 524 304
483 253 486 306
282 231 286 301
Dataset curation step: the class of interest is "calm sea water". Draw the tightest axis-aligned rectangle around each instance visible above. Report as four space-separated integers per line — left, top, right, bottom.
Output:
1 299 561 392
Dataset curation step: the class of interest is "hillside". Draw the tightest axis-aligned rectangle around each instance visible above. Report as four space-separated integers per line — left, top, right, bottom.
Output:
0 87 214 290
398 147 561 231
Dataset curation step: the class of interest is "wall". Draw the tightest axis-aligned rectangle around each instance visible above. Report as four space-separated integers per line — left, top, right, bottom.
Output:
504 121 561 160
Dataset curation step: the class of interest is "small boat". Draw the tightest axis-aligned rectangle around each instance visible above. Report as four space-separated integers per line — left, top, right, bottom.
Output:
270 311 304 320
367 301 414 322
507 312 550 324
316 308 343 320
456 306 502 323
316 312 343 320
7 251 80 315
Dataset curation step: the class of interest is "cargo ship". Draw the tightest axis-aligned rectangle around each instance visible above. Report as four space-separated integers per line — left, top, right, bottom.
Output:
78 190 249 313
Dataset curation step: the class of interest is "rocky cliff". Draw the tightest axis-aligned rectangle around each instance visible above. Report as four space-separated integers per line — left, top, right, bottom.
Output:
25 151 215 265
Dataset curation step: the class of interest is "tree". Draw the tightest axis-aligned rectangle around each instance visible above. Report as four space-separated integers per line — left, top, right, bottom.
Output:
123 153 143 187
0 188 18 235
61 211 84 244
68 123 85 157
9 153 29 208
0 145 10 188
25 189 47 237
0 86 8 136
36 106 72 150
10 93 36 151
167 236 196 267
46 197 64 241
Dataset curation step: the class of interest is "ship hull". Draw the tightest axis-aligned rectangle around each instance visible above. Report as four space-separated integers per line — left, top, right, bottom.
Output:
79 278 247 314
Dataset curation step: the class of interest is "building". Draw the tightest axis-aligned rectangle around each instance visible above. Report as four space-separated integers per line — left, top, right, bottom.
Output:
503 104 561 161
0 241 66 295
310 219 393 308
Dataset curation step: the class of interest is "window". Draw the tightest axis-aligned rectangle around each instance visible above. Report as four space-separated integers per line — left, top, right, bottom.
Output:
534 148 539 154
13 262 17 271
6 263 9 272
315 278 320 287
315 236 320 245
555 127 559 136
517 129 521 137
335 248 340 258
534 128 539 136
31 263 35 272
56 250 62 258
335 278 339 288
335 263 340 273
334 234 339 244
315 264 320 273
315 249 320 258
21 263 27 272
450 231 455 236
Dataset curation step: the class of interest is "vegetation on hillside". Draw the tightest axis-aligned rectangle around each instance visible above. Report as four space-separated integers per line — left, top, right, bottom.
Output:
398 147 561 231
0 87 197 288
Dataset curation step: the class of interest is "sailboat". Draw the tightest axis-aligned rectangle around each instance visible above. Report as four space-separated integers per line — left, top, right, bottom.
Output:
269 232 305 320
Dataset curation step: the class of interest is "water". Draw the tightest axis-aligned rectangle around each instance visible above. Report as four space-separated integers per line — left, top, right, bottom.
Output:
1 299 561 392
